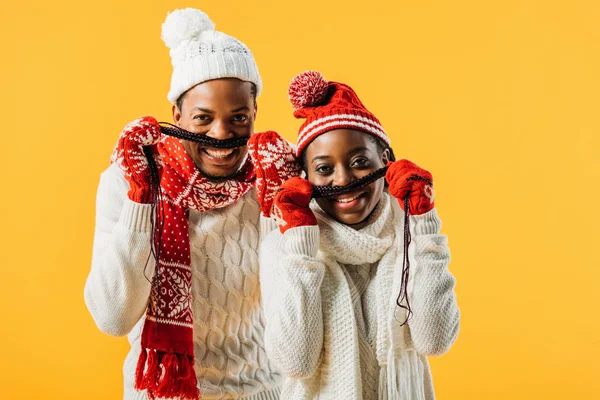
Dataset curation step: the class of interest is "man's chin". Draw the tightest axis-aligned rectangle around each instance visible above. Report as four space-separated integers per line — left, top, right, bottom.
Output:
197 165 240 181
193 151 249 181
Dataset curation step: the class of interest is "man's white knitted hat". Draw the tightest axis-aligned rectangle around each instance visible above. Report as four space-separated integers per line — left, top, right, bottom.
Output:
162 8 262 104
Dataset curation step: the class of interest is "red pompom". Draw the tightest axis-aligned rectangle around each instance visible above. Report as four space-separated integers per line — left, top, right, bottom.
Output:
288 71 329 110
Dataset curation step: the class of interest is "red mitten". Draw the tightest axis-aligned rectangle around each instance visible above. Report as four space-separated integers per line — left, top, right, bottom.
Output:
247 131 301 216
386 159 435 215
111 116 162 203
272 177 318 234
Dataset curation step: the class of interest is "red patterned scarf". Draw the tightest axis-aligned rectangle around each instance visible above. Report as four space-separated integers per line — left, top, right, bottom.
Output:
134 136 255 399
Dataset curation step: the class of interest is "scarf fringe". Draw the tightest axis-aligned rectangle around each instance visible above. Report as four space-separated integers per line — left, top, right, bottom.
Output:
135 348 200 400
378 367 388 400
386 347 400 400
380 348 428 400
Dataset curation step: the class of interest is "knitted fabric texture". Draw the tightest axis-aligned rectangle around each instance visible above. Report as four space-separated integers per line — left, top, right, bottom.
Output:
288 71 389 157
162 8 262 104
344 263 380 400
110 117 163 204
271 177 318 234
111 135 255 399
386 160 435 215
259 194 460 399
85 164 284 399
247 131 301 216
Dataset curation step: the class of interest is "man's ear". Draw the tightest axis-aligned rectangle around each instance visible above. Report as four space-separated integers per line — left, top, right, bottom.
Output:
381 147 391 165
253 101 258 120
172 104 182 126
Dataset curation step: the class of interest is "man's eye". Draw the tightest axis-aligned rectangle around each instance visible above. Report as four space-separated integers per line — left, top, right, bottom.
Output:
232 115 248 122
194 115 211 121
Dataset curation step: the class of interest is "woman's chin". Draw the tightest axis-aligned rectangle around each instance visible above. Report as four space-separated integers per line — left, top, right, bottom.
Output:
318 190 384 227
320 201 372 226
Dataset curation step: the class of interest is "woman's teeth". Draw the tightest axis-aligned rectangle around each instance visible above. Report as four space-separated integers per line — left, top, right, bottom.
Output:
335 193 363 203
204 148 234 158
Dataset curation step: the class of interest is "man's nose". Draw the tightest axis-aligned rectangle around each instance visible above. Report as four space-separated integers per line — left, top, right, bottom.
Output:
206 120 233 140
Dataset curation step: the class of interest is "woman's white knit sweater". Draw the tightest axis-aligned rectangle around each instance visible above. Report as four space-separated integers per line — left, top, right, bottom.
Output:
84 164 283 399
259 194 460 399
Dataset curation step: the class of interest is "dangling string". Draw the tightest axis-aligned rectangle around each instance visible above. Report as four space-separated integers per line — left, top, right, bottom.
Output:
395 174 433 326
396 196 413 326
142 146 165 316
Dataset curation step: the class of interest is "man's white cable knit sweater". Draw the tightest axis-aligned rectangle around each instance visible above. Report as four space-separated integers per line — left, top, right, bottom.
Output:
84 164 283 400
259 194 460 399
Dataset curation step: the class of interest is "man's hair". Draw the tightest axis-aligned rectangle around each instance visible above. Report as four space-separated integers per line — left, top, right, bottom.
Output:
175 82 257 112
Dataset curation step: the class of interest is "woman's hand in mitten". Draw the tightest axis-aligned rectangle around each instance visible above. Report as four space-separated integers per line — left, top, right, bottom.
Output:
247 131 301 216
111 116 162 203
272 177 317 234
386 159 435 215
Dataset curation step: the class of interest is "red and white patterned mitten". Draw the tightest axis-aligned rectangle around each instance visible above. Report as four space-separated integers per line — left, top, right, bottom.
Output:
247 131 301 216
386 159 435 215
272 177 318 234
111 116 162 204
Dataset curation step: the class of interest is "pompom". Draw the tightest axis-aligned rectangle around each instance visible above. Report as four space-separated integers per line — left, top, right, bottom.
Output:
161 8 215 49
288 71 329 110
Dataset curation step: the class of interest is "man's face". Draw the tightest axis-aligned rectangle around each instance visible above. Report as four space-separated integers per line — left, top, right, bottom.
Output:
173 78 257 180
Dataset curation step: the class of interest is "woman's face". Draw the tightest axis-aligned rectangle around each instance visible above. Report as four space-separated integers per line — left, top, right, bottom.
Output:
304 129 390 226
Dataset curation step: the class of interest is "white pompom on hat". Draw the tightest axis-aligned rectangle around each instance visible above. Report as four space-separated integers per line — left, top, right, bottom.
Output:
162 8 262 104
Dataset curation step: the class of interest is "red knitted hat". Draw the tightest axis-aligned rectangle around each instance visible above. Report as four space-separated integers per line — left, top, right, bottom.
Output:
288 71 390 157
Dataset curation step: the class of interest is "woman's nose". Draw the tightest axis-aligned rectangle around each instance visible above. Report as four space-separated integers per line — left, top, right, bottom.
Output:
332 167 354 187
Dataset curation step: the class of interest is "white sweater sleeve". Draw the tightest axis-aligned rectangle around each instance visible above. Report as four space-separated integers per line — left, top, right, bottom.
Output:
259 226 325 379
403 208 460 356
84 164 155 337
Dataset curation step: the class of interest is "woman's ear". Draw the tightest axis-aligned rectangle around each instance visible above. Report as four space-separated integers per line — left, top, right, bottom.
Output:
381 147 391 165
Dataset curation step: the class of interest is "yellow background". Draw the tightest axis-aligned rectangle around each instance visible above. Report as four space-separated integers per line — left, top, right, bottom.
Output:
1 0 598 398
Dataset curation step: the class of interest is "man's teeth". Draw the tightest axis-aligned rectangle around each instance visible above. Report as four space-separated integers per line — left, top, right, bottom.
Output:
205 148 234 158
335 194 362 203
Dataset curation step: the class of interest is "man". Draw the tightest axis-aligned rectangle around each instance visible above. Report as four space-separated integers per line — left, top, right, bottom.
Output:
84 8 283 399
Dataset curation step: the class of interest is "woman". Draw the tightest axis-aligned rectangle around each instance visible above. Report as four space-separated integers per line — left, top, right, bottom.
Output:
254 71 460 399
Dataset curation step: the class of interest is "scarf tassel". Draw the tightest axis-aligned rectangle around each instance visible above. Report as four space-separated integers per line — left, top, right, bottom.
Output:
386 347 401 400
134 348 200 400
380 348 427 400
378 367 388 400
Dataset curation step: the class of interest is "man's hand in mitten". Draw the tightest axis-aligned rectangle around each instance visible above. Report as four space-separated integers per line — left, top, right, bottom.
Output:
248 131 301 216
111 116 162 204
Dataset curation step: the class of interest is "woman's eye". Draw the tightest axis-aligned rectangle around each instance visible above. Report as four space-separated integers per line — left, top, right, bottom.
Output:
232 115 248 122
352 157 370 167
